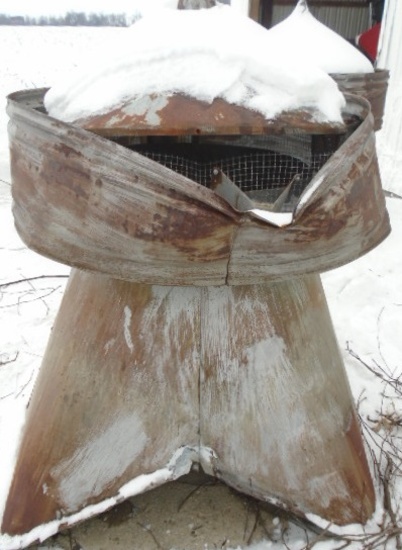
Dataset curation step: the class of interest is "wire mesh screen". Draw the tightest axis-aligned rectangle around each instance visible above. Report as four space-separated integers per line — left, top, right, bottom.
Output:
129 134 341 212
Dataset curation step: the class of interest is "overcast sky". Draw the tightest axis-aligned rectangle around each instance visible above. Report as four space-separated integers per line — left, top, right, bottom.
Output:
0 0 178 16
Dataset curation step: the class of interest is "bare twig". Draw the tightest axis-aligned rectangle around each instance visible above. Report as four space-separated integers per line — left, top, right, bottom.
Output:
256 510 274 541
384 190 402 199
177 479 215 512
0 391 15 400
137 521 165 549
332 541 352 549
246 504 260 545
347 344 402 397
383 457 402 549
0 352 19 366
14 369 35 398
302 523 333 549
67 529 83 550
0 275 69 289
376 306 390 373
1 286 61 309
281 530 292 550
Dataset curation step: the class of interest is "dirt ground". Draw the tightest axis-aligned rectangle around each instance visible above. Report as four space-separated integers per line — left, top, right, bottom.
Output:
35 472 286 550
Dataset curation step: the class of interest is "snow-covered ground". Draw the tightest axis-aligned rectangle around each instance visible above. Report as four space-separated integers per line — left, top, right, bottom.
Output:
0 16 401 550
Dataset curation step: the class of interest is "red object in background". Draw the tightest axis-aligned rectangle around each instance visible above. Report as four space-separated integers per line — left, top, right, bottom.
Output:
357 22 381 63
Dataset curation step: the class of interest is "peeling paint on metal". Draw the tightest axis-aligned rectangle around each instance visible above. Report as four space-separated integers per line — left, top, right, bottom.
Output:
103 337 116 354
52 414 148 511
124 95 170 127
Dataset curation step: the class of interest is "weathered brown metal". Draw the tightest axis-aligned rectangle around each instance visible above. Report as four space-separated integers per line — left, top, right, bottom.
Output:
7 90 390 286
1 273 375 537
59 91 347 137
332 69 389 130
2 272 200 535
2 82 389 546
199 277 375 524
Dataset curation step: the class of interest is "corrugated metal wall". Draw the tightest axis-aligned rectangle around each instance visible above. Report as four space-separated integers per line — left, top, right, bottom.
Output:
271 5 371 38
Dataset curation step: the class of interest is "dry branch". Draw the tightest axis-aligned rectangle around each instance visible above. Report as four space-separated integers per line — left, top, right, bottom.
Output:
0 275 69 289
0 352 19 366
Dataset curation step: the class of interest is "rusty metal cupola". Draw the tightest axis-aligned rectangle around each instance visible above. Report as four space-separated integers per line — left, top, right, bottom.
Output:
1 1 391 546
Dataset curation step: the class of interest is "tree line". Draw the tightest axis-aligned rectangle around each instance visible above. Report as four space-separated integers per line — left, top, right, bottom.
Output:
0 12 131 26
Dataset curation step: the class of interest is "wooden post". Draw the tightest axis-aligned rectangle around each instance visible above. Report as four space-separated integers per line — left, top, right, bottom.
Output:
249 0 261 21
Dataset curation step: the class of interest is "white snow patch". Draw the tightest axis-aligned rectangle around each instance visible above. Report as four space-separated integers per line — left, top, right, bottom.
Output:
123 305 134 353
44 5 345 125
268 0 374 75
249 209 294 227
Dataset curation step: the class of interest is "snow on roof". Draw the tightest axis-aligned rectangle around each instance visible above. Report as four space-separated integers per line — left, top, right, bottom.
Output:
269 0 374 74
44 3 370 126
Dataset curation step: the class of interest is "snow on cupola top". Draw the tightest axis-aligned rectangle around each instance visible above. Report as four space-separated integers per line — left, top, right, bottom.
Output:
44 4 347 126
268 0 374 74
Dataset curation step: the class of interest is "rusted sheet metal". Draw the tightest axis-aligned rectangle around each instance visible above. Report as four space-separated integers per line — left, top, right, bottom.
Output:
332 69 389 130
1 271 201 536
7 89 390 286
1 274 374 538
227 95 390 284
3 85 382 544
75 93 347 137
200 276 374 524
7 90 237 287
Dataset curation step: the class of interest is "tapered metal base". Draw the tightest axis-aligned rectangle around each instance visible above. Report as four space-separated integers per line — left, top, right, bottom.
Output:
1 270 375 543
